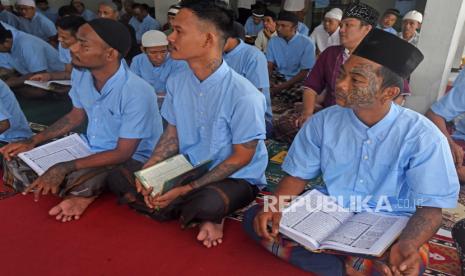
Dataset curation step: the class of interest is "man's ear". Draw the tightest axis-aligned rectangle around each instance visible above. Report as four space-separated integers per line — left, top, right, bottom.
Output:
203 32 214 48
106 48 120 61
381 86 401 103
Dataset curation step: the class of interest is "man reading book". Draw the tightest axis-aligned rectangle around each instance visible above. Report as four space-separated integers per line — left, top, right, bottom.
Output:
243 29 460 275
107 0 268 249
0 18 163 222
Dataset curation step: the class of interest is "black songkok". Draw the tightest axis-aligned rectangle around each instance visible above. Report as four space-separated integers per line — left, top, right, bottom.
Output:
353 28 424 78
343 2 379 27
277 11 299 25
88 18 131 56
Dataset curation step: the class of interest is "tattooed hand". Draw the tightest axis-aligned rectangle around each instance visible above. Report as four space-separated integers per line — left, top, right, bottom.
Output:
23 161 76 201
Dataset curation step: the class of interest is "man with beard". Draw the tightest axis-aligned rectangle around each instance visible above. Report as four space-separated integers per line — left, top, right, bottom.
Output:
0 18 163 223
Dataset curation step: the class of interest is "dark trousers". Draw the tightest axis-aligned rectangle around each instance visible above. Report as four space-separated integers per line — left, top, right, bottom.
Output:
107 159 259 227
452 218 465 275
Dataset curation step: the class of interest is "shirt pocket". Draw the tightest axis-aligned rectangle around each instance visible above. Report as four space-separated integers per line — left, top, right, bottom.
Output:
101 108 123 135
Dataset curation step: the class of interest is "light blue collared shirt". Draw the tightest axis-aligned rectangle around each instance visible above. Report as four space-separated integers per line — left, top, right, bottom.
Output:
161 61 268 186
130 53 186 94
283 104 459 215
69 61 163 163
266 33 315 80
297 21 309 36
129 15 161 43
0 10 20 29
38 7 58 23
18 12 56 41
58 42 72 64
224 39 272 123
377 25 397 35
431 73 465 141
80 9 97 22
244 16 263 36
0 80 32 142
0 31 64 75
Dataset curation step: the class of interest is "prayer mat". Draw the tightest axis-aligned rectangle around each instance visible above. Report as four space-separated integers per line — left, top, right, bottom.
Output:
425 235 462 276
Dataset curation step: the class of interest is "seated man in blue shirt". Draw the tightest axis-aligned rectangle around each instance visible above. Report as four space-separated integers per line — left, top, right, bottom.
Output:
16 0 57 45
71 0 96 22
129 3 161 44
267 11 315 108
426 68 465 183
224 23 272 136
244 29 460 275
30 15 86 84
0 24 64 98
0 79 32 144
0 19 163 223
130 30 185 107
36 0 58 23
108 0 268 248
244 8 264 40
0 2 20 29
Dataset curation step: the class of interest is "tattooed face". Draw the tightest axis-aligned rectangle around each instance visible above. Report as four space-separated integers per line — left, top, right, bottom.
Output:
335 55 382 108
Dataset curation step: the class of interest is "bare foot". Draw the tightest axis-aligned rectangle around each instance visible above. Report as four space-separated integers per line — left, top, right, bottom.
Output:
48 196 96 223
196 220 224 248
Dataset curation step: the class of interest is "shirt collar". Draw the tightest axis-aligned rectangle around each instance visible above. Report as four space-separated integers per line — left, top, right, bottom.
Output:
349 103 400 140
190 59 229 90
95 60 127 96
224 39 245 57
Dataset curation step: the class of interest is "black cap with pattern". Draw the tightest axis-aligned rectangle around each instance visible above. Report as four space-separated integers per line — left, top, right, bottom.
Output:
343 2 379 26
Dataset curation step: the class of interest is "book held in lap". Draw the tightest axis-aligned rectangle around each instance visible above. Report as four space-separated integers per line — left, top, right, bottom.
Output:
135 154 212 196
279 189 409 257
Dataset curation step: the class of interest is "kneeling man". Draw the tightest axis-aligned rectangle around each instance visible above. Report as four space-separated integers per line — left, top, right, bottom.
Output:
0 18 163 222
244 29 459 275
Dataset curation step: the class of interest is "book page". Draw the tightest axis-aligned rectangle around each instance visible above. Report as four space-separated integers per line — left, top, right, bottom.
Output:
24 80 51 90
18 134 92 175
279 190 353 250
321 212 409 256
135 154 193 196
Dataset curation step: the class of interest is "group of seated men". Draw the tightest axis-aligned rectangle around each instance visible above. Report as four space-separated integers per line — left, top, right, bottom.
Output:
0 0 463 275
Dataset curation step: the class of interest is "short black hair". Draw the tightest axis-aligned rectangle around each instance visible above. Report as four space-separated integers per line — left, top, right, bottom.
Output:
0 25 12 44
70 0 85 8
264 10 276 20
134 3 150 12
180 0 234 46
383 8 400 18
58 5 79 17
56 15 86 35
36 0 49 4
378 66 403 94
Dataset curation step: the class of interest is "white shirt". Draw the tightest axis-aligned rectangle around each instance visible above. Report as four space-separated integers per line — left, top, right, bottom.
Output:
310 24 341 53
237 0 256 9
255 29 278 53
283 0 306 11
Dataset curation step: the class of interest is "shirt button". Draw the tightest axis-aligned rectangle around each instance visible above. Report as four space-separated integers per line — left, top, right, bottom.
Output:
199 93 203 97
359 179 364 183
363 155 368 160
366 140 371 144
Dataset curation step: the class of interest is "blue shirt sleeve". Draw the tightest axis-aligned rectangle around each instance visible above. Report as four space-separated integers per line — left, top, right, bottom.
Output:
0 100 11 121
160 78 177 126
129 56 142 77
265 39 276 63
119 85 160 139
231 93 266 144
300 38 316 70
431 80 465 121
68 71 84 109
406 133 459 209
40 17 57 37
20 42 49 73
245 52 269 89
282 115 322 180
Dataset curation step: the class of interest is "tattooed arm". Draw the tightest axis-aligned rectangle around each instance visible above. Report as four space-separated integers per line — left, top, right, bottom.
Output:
188 139 258 190
0 107 86 160
386 207 442 275
144 123 179 168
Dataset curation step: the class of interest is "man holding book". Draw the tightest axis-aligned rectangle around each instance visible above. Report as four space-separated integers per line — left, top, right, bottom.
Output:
0 18 163 223
107 0 268 249
244 29 460 275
